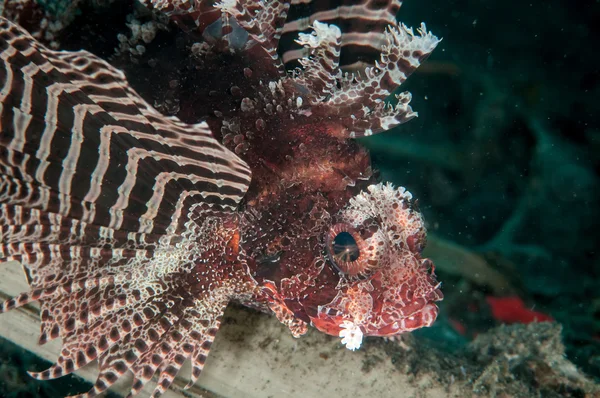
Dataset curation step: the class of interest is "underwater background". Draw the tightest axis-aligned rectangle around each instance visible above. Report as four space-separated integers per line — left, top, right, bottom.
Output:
0 0 597 397
368 0 600 380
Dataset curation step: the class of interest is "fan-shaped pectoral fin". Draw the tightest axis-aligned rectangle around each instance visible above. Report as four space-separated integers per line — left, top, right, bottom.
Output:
22 275 235 398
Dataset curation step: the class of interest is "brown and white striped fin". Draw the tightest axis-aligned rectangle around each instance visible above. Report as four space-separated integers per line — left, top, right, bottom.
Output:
0 16 251 237
143 0 402 71
291 20 342 101
0 16 255 397
304 22 439 137
215 0 291 68
25 263 233 398
14 238 242 398
145 1 439 138
281 0 403 70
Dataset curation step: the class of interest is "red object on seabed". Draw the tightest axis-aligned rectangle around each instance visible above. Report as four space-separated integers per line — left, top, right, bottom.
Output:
486 296 554 324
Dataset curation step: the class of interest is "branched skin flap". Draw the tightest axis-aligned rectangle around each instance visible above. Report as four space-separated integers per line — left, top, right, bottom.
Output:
0 0 443 396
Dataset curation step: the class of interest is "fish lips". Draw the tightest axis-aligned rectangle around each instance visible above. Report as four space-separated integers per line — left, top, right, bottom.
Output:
309 284 443 338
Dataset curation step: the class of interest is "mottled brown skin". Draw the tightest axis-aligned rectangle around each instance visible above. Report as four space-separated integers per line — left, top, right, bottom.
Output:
174 48 377 316
236 123 377 314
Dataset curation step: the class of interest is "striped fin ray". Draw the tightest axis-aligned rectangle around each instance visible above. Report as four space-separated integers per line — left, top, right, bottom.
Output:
0 17 251 237
21 216 253 398
0 204 164 250
265 0 440 137
29 268 186 378
142 1 402 72
208 1 439 137
214 0 291 66
281 0 403 70
0 16 256 397
301 21 440 137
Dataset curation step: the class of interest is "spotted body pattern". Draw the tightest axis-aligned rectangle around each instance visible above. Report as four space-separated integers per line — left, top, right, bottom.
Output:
0 1 442 396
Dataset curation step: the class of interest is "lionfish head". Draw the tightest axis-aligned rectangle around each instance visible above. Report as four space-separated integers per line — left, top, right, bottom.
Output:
301 183 443 350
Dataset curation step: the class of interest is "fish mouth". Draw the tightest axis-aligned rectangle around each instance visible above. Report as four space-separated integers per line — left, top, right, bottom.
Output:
307 302 439 352
309 300 441 337
309 296 441 352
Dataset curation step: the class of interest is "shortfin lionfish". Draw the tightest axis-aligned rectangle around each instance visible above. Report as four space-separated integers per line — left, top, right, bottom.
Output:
0 0 443 396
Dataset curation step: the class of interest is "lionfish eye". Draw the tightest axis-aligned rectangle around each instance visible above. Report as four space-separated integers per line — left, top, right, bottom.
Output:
326 224 366 277
331 232 360 263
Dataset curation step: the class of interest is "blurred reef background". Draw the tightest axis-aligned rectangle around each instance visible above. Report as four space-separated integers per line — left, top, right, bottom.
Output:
0 0 598 396
368 0 600 382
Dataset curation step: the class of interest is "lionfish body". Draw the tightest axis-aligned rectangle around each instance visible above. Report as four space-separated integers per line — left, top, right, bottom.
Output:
0 0 442 396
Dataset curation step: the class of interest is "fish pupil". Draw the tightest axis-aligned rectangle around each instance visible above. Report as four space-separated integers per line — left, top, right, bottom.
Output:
332 232 360 263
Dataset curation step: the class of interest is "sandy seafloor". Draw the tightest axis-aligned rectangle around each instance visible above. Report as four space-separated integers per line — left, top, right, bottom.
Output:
0 0 598 397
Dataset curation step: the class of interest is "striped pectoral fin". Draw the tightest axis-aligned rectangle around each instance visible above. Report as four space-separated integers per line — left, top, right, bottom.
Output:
72 309 225 398
20 263 233 398
0 210 246 397
128 311 223 397
280 0 403 69
0 14 254 398
0 16 252 236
